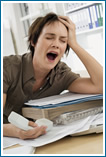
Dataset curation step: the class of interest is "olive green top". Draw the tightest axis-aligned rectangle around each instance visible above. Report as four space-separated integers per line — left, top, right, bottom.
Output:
3 52 80 123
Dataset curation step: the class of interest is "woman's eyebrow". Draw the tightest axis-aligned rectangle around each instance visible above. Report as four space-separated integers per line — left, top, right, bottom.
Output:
45 33 68 38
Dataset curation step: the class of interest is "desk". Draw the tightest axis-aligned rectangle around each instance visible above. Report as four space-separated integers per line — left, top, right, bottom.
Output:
3 133 103 154
35 133 103 154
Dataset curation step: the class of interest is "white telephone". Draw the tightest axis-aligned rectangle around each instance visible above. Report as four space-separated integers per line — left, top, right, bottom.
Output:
8 111 33 130
8 111 53 131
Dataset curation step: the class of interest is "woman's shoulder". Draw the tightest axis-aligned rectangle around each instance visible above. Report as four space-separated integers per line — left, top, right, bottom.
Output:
3 52 30 68
4 54 22 67
55 61 71 72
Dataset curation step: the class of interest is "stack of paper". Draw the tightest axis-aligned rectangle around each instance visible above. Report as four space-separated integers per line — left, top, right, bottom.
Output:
22 92 103 120
3 113 103 149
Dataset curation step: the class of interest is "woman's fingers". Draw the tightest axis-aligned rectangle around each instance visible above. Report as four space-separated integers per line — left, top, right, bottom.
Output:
18 120 47 140
59 15 71 22
28 120 38 127
59 16 75 30
59 17 71 28
19 125 47 140
58 15 77 47
59 16 74 25
31 126 47 138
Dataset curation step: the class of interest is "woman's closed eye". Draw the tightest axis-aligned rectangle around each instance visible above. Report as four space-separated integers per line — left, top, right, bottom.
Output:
46 37 53 40
45 36 67 44
60 40 67 43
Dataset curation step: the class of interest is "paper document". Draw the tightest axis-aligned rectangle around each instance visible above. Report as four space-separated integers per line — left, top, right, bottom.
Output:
3 113 103 148
3 137 19 149
3 145 35 154
25 92 102 107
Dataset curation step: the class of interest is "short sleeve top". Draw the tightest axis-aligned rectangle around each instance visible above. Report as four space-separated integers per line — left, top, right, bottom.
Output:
3 52 80 123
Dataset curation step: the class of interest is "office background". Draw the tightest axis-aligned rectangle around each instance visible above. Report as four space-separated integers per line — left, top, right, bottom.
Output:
3 2 104 75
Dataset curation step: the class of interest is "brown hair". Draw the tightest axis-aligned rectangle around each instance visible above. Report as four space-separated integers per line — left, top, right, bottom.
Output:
28 12 70 57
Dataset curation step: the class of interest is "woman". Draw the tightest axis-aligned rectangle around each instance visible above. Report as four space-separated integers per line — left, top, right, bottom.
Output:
3 13 103 139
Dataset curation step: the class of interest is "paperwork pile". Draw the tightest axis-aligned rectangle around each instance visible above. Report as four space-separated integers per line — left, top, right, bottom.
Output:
3 92 103 151
22 92 103 120
3 111 103 148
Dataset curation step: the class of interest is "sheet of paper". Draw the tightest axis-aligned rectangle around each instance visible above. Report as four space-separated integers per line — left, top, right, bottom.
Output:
3 113 102 148
25 92 102 106
3 145 35 154
3 137 19 149
90 113 103 126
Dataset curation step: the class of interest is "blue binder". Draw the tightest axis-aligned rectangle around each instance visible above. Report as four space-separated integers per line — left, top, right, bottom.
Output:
88 7 93 29
25 94 103 109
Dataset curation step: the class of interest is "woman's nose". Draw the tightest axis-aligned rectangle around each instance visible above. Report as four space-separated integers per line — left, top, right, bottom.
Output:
51 39 59 48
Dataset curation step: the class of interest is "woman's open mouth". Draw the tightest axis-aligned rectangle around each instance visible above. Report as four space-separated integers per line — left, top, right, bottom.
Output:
47 52 58 61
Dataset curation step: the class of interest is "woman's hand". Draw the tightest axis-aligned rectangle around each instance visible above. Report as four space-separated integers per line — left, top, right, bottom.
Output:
59 16 77 48
3 121 47 140
18 121 47 140
58 16 103 94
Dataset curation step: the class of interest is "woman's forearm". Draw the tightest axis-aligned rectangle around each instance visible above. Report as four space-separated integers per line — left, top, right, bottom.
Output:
3 122 47 140
71 42 103 92
3 123 20 138
59 16 103 93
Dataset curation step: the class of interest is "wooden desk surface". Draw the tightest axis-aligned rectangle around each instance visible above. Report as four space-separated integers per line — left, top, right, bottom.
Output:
35 133 103 154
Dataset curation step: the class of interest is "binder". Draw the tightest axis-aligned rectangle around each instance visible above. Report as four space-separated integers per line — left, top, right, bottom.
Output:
96 3 103 26
67 3 103 33
79 9 86 31
22 93 103 120
83 8 89 30
76 11 82 32
89 6 95 28
53 106 103 125
69 12 79 32
99 3 103 26
86 7 93 29
76 11 80 32
94 5 99 27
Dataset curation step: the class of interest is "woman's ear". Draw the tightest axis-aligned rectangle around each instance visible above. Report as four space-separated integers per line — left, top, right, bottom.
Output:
31 41 35 47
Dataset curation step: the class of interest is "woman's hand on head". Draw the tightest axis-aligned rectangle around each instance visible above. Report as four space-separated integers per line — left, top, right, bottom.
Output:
18 121 47 140
58 16 77 48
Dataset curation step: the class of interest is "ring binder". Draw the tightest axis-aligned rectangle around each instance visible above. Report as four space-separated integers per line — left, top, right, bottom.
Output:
53 106 103 125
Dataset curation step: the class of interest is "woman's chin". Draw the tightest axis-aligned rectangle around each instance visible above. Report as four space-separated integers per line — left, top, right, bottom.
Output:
45 58 58 69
